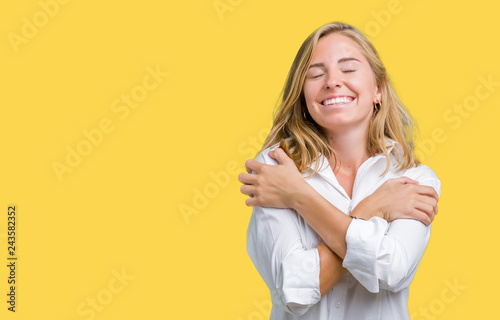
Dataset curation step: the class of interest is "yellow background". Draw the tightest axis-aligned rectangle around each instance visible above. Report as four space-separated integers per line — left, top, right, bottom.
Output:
0 0 498 319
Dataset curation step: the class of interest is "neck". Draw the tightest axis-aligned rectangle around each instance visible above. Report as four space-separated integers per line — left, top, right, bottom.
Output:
325 126 371 173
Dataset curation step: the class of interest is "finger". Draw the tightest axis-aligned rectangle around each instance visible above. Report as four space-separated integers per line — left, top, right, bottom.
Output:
245 196 260 207
424 209 435 224
268 150 276 159
245 159 264 173
416 193 437 210
414 200 434 219
238 172 258 185
411 208 432 226
240 184 257 196
416 202 435 224
271 148 295 166
427 201 438 217
415 185 439 202
421 211 432 225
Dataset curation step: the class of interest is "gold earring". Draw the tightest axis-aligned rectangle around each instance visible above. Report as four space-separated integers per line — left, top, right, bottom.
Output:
374 101 381 112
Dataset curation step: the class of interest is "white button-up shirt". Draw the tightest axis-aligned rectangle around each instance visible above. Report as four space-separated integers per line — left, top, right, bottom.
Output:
246 139 441 320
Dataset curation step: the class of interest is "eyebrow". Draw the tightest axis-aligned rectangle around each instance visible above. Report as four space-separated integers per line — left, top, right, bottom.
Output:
308 57 360 69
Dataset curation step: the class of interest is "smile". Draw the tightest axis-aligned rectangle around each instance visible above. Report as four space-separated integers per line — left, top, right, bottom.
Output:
321 96 354 106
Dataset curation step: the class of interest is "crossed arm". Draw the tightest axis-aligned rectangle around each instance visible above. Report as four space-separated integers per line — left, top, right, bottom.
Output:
240 148 439 297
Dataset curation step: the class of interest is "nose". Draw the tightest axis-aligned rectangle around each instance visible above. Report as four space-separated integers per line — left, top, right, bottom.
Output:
324 71 342 89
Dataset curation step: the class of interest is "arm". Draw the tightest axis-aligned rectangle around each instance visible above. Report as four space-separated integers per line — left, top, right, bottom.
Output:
289 173 438 259
342 165 441 292
240 148 440 293
246 151 345 316
317 242 346 296
240 148 438 258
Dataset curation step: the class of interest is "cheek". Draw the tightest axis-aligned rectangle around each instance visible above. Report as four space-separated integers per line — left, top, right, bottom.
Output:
303 82 320 105
345 81 373 102
351 73 378 99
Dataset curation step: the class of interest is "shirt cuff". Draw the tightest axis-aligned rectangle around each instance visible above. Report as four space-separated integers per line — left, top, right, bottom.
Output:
342 217 389 293
280 247 321 315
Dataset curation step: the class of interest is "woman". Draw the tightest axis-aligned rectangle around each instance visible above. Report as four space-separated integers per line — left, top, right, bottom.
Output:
238 22 441 319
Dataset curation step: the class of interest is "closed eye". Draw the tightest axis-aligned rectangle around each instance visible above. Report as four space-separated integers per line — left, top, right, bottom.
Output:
342 69 356 73
312 74 325 78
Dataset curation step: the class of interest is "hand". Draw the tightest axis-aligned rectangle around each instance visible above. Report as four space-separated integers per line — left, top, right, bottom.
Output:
238 148 306 208
350 177 439 226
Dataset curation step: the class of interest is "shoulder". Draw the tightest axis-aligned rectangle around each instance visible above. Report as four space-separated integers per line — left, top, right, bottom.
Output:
403 164 440 182
255 143 282 166
384 138 442 196
403 164 442 197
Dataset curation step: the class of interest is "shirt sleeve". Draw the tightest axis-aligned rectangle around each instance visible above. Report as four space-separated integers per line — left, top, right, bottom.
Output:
342 164 441 293
246 150 321 316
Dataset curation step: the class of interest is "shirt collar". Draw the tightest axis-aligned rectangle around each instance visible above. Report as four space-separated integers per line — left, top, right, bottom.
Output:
305 137 403 176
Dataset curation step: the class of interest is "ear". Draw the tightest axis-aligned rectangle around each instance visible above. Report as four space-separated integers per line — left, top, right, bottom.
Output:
373 82 382 103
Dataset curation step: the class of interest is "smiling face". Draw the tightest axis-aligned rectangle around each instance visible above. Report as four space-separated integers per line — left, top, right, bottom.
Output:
303 32 381 136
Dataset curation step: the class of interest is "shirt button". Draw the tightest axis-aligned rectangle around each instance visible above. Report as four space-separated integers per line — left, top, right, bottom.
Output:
335 300 342 308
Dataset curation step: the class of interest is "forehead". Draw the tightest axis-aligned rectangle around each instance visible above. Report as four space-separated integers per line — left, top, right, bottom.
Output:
311 32 365 62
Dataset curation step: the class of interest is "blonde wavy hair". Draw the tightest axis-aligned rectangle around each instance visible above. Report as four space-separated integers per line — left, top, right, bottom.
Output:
261 21 420 176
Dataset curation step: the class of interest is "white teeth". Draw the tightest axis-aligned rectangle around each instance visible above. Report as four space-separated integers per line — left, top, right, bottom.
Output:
323 97 353 106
